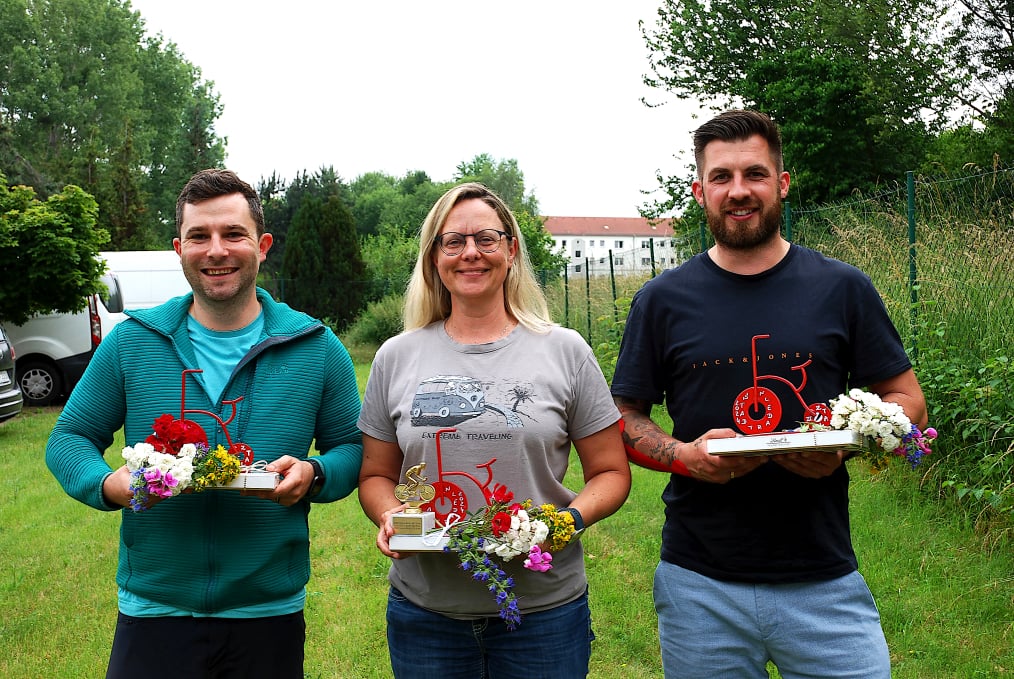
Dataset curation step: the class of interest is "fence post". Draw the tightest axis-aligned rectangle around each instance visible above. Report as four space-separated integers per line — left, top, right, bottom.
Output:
563 265 570 329
649 239 658 277
783 201 793 242
608 249 618 322
585 258 592 344
907 170 918 359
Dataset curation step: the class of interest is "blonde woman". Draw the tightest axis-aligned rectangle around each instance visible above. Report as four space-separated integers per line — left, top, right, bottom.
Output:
358 183 630 678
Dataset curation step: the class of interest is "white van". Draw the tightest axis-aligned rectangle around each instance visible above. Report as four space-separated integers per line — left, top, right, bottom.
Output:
7 270 125 406
100 250 190 310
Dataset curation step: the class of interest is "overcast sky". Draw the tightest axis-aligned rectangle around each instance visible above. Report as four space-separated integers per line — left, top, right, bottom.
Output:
128 1 708 217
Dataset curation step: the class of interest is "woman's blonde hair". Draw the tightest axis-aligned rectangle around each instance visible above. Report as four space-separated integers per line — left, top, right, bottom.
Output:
403 182 553 333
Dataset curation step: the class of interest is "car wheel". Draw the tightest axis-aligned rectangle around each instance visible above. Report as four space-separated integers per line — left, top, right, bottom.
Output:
17 360 61 407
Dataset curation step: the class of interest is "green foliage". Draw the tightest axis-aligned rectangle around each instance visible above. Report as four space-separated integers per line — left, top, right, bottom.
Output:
641 0 958 208
0 0 224 249
358 223 417 302
747 48 929 204
341 292 405 348
515 210 567 283
454 153 540 215
281 189 366 329
0 175 108 324
347 170 448 238
916 333 1014 520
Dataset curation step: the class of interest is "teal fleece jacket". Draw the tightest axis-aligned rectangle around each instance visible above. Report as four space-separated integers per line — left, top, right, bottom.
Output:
46 289 363 613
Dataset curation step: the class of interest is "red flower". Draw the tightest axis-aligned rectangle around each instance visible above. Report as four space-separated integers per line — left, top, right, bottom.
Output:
146 414 207 455
491 484 514 504
491 511 512 537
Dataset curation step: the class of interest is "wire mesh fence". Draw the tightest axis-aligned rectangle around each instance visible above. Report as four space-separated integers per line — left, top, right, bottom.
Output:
547 164 1014 368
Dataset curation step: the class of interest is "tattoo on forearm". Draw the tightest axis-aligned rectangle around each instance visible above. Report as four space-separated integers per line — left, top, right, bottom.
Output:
615 396 680 467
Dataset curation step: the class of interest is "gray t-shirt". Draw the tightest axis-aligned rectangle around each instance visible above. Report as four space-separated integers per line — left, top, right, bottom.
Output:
358 321 620 617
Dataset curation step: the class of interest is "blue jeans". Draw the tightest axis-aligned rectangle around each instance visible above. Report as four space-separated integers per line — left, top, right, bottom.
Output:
653 561 890 679
386 586 594 679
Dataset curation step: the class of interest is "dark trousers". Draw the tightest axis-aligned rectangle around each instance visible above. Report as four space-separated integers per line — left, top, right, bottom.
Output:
106 611 305 679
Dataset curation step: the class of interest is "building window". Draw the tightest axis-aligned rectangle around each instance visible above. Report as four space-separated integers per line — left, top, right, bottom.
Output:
599 257 606 264
641 257 651 266
561 240 567 247
614 257 624 265
599 240 605 247
574 264 582 273
575 250 581 258
641 240 649 249
615 241 623 249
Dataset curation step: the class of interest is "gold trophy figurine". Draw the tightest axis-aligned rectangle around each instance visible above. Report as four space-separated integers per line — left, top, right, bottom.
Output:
391 463 437 536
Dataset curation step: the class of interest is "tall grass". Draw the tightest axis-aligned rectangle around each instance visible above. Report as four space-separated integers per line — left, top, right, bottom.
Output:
3 398 1012 677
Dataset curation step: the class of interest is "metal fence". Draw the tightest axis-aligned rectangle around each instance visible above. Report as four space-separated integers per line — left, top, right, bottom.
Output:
547 164 1014 365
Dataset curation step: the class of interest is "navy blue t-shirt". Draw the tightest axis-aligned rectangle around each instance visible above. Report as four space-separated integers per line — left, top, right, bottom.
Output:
611 244 912 583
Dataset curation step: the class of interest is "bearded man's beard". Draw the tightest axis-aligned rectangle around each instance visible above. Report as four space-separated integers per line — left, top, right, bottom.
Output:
705 196 783 250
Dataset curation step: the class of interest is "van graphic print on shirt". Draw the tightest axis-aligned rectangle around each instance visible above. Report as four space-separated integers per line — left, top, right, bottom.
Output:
410 374 531 428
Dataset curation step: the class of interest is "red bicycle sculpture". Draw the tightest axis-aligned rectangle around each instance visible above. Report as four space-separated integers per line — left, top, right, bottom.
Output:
732 335 832 434
178 368 254 464
420 427 506 526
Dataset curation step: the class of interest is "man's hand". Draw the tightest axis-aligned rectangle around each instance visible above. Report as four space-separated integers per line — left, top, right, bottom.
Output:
770 449 846 478
241 455 314 506
682 432 769 484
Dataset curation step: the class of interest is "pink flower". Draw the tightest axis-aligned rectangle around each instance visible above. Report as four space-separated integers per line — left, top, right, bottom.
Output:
523 545 553 573
144 468 179 499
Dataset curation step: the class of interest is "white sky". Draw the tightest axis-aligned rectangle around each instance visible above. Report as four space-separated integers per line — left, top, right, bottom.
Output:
127 0 707 217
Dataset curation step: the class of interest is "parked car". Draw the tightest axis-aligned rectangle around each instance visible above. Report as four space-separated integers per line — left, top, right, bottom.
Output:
0 324 24 422
6 271 125 407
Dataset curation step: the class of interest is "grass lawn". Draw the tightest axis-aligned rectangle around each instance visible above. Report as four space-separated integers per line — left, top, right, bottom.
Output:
2 403 1011 678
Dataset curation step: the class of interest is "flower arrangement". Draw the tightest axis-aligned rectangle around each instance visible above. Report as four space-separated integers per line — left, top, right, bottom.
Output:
122 413 254 512
444 484 577 630
802 388 937 470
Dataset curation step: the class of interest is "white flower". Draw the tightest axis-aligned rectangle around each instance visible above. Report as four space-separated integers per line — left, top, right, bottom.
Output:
828 390 913 455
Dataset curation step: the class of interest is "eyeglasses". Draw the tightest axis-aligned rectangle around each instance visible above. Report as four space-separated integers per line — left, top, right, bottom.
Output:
435 229 510 256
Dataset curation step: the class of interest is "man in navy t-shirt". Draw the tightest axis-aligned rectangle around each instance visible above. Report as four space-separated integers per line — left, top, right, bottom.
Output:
612 110 927 679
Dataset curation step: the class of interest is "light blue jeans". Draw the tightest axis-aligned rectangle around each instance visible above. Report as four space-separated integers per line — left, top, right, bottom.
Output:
654 561 891 679
386 586 594 679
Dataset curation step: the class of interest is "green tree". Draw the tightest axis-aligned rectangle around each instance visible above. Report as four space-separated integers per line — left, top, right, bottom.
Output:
359 222 418 301
641 0 957 206
454 154 540 215
0 174 109 324
281 192 366 329
259 167 348 286
0 0 224 249
515 211 567 283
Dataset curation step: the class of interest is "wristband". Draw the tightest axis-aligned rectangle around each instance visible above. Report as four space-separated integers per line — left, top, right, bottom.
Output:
560 507 585 541
306 458 325 498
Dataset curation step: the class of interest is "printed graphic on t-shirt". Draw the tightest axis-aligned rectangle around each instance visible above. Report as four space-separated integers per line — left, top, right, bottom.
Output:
407 374 537 524
416 427 509 525
409 374 534 428
731 334 832 434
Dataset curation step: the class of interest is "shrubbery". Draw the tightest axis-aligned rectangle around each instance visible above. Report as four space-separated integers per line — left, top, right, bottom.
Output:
341 292 405 348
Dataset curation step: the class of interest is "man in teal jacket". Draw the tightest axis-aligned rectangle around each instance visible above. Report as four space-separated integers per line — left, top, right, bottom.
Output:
46 169 363 679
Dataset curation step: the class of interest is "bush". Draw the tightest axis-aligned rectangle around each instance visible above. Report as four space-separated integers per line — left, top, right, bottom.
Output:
341 292 405 347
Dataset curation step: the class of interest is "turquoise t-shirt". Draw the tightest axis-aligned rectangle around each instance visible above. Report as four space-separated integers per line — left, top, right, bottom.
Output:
187 311 264 403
